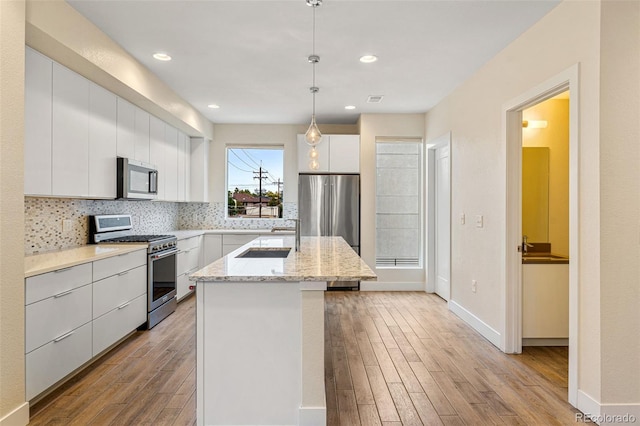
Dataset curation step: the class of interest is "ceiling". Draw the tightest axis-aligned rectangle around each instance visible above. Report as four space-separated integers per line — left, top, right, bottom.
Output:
68 0 560 126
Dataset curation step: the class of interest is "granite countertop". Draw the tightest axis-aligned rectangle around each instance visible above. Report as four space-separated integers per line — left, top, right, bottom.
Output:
169 229 294 240
522 252 569 264
190 235 377 282
25 244 148 278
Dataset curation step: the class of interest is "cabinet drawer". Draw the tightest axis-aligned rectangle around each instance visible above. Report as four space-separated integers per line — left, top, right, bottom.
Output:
222 234 258 246
177 268 198 301
93 249 146 282
177 246 201 276
178 235 201 252
93 265 146 319
93 294 147 356
26 321 92 400
26 262 92 305
26 284 92 353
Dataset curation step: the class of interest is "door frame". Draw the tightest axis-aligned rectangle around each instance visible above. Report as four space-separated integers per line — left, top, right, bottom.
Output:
426 132 452 297
503 64 579 405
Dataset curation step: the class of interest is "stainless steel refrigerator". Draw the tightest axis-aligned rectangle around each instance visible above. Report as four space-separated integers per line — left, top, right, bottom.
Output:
298 173 360 290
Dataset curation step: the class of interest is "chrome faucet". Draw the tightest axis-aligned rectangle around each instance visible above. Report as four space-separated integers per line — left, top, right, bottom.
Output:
522 235 534 254
290 218 301 252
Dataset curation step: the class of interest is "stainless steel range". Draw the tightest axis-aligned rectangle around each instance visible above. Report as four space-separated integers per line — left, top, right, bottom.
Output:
91 214 178 329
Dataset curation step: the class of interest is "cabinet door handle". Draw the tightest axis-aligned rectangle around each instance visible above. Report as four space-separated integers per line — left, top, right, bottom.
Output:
117 302 131 310
54 267 73 273
187 266 199 274
118 271 129 276
53 289 74 298
54 330 75 342
118 253 129 257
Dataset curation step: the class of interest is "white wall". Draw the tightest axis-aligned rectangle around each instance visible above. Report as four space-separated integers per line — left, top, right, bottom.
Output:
598 0 640 405
425 0 604 401
0 0 28 424
358 114 426 289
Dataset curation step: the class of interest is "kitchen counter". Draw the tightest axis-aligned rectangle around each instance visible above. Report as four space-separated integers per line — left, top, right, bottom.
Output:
522 252 569 264
24 244 147 278
191 236 376 425
190 235 376 282
169 229 294 240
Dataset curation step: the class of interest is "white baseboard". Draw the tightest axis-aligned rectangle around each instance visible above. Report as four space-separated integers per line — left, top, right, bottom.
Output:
523 338 569 346
360 282 425 291
448 300 501 348
0 402 29 426
576 390 640 425
299 406 326 425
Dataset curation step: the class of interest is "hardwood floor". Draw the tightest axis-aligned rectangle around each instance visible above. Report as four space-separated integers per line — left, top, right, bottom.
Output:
29 291 578 425
324 292 579 425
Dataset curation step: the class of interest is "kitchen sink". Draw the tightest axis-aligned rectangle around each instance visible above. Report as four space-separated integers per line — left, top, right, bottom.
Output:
236 248 291 258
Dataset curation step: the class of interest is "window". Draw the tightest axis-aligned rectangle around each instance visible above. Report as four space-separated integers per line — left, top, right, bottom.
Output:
375 139 423 267
226 147 284 219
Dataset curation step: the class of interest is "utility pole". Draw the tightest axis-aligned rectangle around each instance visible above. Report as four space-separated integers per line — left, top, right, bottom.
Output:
273 178 284 218
253 167 268 218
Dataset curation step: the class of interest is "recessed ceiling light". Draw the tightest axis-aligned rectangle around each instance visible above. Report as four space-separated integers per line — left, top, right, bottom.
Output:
152 52 172 61
359 55 378 63
344 105 356 110
207 104 220 109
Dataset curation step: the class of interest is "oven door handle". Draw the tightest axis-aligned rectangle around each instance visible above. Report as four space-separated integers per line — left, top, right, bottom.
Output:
149 249 178 260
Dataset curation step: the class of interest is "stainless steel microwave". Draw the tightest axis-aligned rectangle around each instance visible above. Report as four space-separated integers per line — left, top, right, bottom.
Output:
117 157 158 200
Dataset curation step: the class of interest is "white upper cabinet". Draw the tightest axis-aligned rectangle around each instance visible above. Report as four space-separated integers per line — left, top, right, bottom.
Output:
149 116 166 200
134 107 150 163
327 135 360 173
24 48 53 196
190 137 210 203
88 83 117 198
297 134 359 173
116 98 135 159
177 131 189 202
164 125 179 201
52 63 89 197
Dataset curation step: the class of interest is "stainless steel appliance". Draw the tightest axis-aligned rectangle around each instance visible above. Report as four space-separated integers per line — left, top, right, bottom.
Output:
117 157 158 200
298 173 360 290
91 214 177 329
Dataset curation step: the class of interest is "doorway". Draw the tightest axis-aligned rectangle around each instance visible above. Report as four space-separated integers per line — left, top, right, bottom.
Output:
503 65 579 406
427 132 451 301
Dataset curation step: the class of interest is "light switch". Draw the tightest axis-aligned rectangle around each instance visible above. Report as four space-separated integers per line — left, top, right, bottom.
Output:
460 213 466 225
475 215 483 228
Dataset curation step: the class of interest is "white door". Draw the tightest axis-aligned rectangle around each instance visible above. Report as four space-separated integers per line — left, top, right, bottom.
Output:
435 145 450 300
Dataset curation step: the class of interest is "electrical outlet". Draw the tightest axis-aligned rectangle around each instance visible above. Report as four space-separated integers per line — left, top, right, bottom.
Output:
475 215 484 228
62 219 74 233
192 213 198 223
471 279 477 293
460 213 466 225
132 216 140 227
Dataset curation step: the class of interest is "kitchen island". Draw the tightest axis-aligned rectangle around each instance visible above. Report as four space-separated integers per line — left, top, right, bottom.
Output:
189 235 376 426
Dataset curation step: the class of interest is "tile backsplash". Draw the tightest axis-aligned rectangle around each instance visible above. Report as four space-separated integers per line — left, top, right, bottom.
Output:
25 197 180 255
178 202 297 230
25 198 297 255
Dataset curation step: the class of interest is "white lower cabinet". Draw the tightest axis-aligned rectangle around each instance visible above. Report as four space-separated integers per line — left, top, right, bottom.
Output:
177 236 202 301
222 234 258 256
26 283 92 354
93 294 147 356
26 321 92 401
203 234 222 265
25 248 147 401
93 265 146 319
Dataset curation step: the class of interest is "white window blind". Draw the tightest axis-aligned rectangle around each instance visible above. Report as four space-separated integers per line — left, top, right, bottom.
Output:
375 139 422 268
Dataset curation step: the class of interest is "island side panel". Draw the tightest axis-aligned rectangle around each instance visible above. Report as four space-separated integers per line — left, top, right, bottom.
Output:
199 282 302 425
300 283 327 424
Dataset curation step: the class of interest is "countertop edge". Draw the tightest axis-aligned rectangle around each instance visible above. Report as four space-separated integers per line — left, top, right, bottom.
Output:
25 244 148 278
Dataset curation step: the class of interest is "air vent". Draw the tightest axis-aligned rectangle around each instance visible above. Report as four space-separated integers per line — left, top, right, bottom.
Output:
367 95 384 103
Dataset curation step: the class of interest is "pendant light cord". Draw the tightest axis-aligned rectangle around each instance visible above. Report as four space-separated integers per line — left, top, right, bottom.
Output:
312 4 317 116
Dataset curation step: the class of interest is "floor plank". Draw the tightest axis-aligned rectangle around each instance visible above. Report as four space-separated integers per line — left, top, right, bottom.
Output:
30 291 580 425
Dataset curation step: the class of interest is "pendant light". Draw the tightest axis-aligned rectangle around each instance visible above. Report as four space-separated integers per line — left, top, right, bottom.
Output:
305 0 322 147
